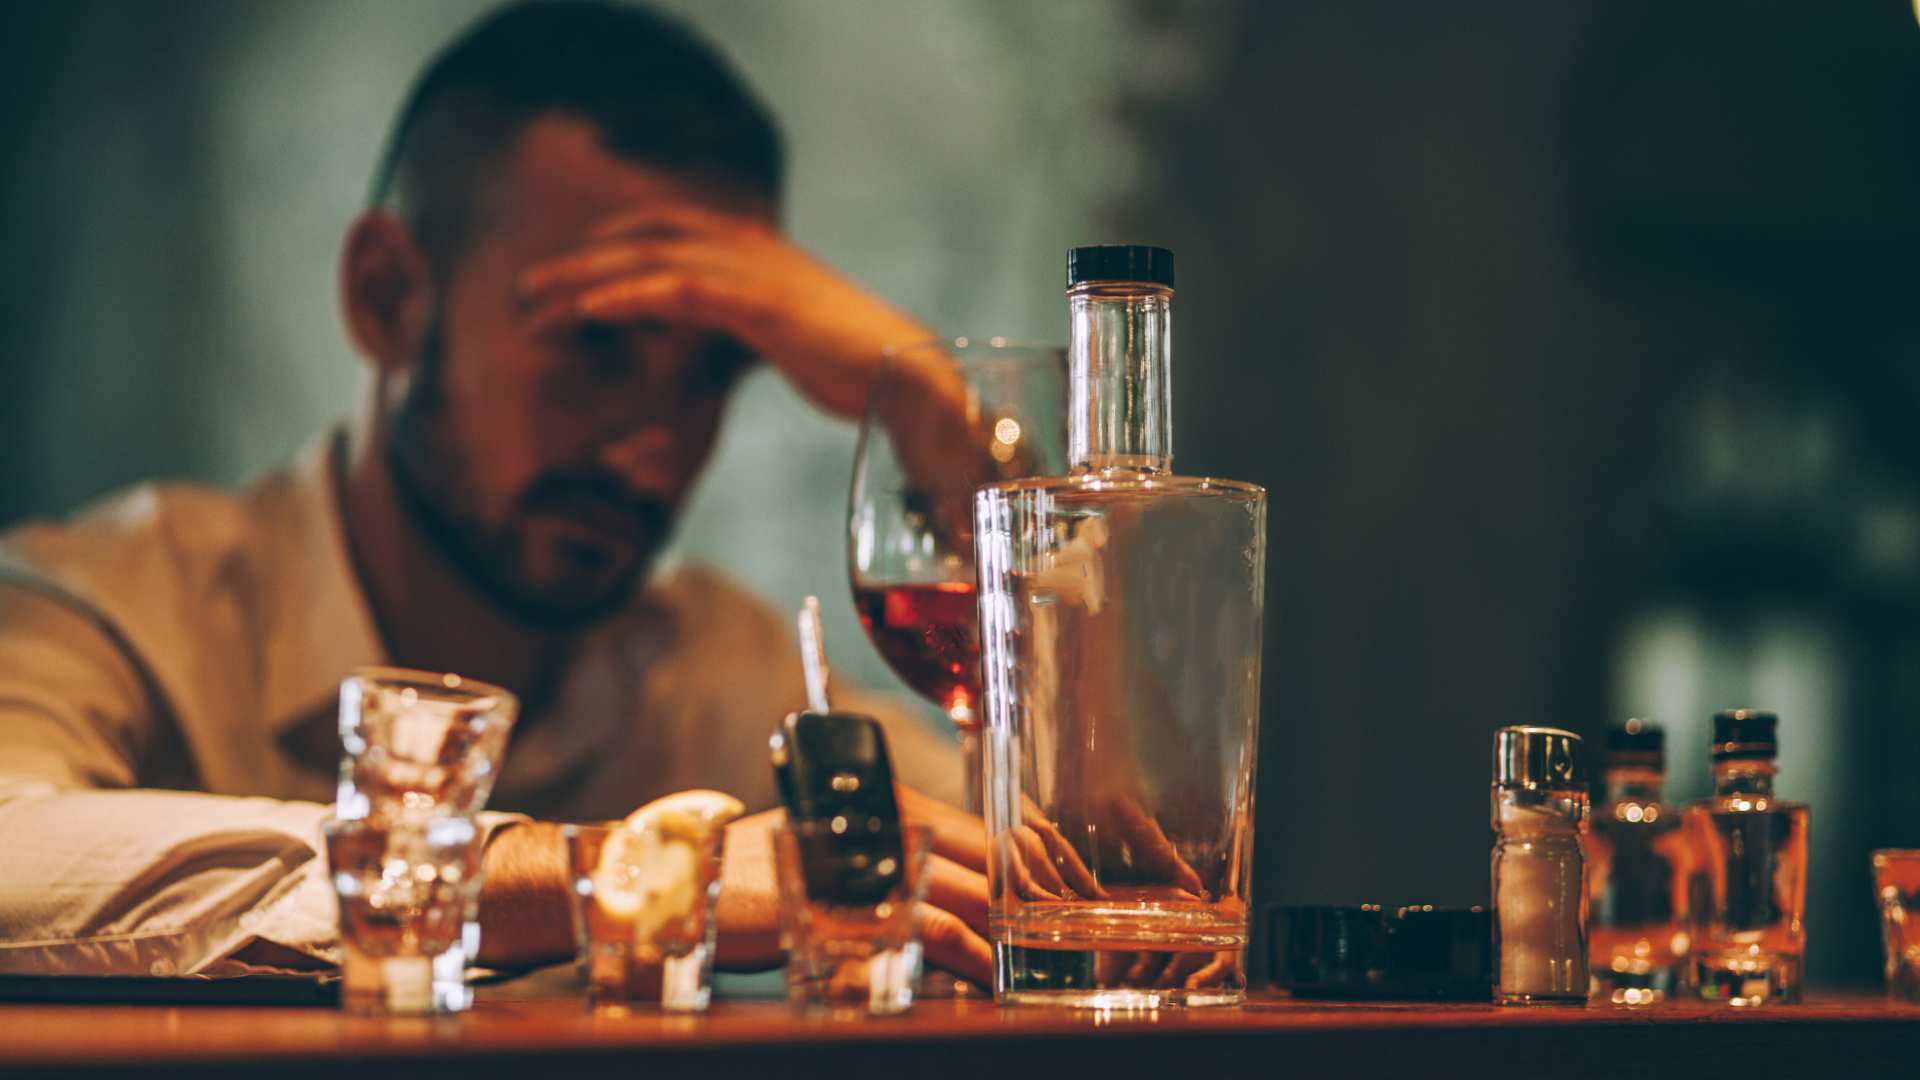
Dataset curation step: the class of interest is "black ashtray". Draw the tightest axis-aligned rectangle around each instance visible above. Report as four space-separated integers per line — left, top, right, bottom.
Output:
1268 904 1491 1001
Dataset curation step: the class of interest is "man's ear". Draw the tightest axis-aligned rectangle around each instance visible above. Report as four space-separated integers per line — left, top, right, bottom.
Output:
339 209 434 375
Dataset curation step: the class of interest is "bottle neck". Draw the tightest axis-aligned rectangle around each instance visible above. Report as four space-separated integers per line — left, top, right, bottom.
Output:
1712 758 1777 797
1602 764 1666 804
1068 282 1172 474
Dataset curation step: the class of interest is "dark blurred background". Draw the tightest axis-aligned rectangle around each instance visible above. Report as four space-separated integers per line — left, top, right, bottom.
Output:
3 0 1918 986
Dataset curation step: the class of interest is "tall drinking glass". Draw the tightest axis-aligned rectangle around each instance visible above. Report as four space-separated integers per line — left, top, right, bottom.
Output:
848 338 1067 813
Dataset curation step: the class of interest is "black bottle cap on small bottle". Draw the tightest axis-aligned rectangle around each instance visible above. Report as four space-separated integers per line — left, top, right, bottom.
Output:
1068 244 1175 288
1711 709 1778 761
1604 718 1664 767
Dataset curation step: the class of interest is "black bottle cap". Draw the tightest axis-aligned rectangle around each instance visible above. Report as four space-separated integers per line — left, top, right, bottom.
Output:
1068 244 1175 288
1711 708 1778 761
1605 718 1664 767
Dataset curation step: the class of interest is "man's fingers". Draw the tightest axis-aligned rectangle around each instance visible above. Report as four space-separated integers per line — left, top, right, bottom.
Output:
924 853 988 935
521 292 597 342
1124 950 1169 987
897 792 992 984
896 784 987 874
1157 951 1210 988
517 244 674 297
586 202 770 242
1020 796 1104 898
1020 803 1104 900
517 237 755 299
1011 825 1069 896
992 831 1060 903
517 261 763 348
1183 953 1239 990
1103 793 1207 898
564 271 773 347
919 905 993 986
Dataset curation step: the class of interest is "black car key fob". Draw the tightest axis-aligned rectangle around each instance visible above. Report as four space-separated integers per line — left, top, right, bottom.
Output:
770 710 907 905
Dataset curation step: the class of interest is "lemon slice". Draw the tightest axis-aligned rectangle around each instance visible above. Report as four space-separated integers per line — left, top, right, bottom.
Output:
592 790 744 929
625 789 745 844
590 826 651 920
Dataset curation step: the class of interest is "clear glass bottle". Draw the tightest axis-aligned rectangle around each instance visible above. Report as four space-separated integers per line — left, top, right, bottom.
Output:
973 245 1267 1008
1587 719 1691 1004
1491 725 1589 1005
1685 709 1810 1005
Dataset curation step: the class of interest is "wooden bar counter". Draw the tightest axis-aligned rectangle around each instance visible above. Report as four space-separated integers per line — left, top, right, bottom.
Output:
3 988 1917 1079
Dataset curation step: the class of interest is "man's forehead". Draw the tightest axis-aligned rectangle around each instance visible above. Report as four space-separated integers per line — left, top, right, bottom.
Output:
494 114 775 245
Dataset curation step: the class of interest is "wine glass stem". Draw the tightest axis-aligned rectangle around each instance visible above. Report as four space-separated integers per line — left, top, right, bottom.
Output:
952 704 983 817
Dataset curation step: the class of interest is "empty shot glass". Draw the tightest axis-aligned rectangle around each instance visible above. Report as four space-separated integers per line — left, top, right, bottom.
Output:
336 667 518 825
324 814 486 1015
565 816 728 1012
774 821 932 1016
1873 849 1920 1003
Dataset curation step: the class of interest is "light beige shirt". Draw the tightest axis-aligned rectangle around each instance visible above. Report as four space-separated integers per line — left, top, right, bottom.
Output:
0 431 958 975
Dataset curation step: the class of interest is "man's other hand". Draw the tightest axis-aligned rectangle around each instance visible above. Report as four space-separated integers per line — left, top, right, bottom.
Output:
716 788 994 986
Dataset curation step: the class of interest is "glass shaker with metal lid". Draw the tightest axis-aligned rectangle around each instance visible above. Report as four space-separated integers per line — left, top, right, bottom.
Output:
1491 725 1589 1004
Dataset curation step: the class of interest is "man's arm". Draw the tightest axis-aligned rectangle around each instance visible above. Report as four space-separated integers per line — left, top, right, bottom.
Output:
0 581 344 973
0 579 582 975
0 578 993 982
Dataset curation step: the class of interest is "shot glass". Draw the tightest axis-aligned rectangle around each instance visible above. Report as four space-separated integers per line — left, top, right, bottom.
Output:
324 814 486 1015
1873 849 1920 1003
564 819 727 1012
774 821 932 1016
336 667 518 825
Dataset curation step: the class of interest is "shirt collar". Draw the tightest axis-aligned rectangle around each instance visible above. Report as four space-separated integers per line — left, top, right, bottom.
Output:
260 427 390 739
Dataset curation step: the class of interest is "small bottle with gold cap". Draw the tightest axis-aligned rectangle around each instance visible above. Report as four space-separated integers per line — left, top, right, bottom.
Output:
1491 725 1590 1004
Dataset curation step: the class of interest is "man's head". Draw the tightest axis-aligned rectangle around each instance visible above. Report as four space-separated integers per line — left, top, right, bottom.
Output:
340 0 781 630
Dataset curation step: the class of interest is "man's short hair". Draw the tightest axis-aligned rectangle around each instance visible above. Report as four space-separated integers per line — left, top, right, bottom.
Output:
370 0 783 270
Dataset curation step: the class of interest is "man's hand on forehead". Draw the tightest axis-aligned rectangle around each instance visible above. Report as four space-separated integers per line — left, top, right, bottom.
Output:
515 204 765 298
512 203 931 420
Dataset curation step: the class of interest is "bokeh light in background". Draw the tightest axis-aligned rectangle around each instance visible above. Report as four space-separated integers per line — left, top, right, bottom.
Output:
5 0 1920 985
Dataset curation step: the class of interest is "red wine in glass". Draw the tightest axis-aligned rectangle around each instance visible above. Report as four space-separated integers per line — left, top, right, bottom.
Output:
851 580 980 732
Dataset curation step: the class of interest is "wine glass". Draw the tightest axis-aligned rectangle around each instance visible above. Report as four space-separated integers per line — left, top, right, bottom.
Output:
849 338 1067 813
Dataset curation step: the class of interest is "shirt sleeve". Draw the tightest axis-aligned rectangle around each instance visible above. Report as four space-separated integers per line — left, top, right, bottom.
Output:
0 580 330 974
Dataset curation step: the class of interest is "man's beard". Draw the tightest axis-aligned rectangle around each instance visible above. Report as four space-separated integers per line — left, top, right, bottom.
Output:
385 321 670 632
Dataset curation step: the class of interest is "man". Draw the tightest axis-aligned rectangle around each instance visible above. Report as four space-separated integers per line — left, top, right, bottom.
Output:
0 0 992 981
